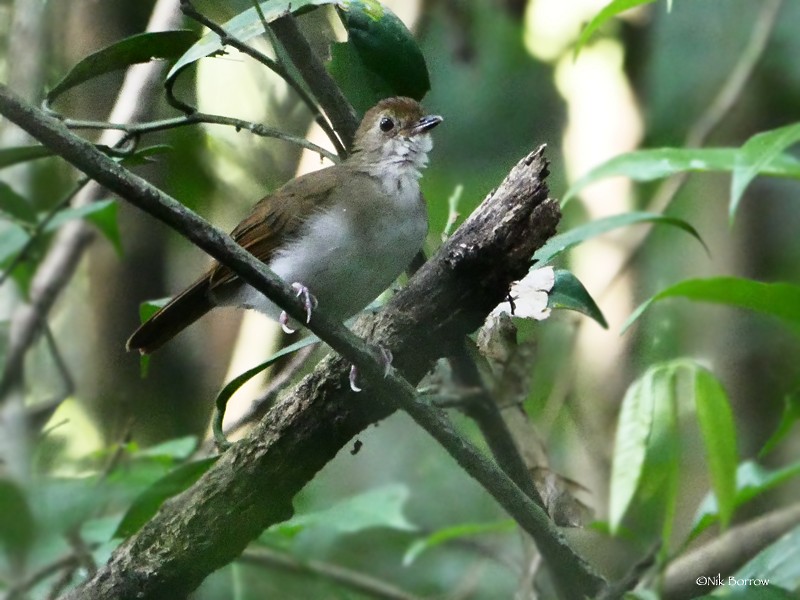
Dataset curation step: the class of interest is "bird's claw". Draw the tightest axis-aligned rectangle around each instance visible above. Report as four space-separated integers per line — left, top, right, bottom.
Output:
279 283 316 334
292 282 317 324
348 345 393 392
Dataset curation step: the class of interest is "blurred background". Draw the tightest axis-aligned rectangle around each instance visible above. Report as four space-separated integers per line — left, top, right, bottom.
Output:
1 0 799 597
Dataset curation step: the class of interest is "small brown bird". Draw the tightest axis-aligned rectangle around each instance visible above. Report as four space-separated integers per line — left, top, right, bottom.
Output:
127 97 442 355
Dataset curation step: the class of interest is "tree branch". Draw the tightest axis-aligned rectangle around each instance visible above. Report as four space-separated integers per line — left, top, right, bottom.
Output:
0 84 603 599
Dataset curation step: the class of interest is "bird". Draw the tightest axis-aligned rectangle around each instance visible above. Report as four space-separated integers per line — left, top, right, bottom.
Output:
127 97 442 372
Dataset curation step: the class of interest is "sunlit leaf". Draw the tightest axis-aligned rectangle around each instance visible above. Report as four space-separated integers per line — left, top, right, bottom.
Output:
759 391 800 458
548 269 608 328
403 520 515 566
565 148 800 203
0 145 54 169
48 30 198 103
574 0 656 58
114 457 219 538
167 1 334 82
731 122 800 222
692 367 738 528
623 277 800 334
532 212 706 265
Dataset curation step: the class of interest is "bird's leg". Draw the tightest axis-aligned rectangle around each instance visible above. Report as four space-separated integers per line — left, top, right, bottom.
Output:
279 282 317 334
349 345 393 392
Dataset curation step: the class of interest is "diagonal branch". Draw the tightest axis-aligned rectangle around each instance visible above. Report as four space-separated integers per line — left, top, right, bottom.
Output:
0 84 604 599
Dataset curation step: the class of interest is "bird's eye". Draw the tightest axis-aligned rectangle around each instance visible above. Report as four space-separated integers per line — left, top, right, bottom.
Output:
379 116 395 132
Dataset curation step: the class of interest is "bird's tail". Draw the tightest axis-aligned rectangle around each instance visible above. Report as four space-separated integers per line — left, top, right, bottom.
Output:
126 276 214 354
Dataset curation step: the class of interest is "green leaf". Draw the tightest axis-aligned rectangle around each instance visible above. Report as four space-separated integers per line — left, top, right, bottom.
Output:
269 484 417 538
548 269 608 328
48 30 198 103
167 1 334 83
43 199 122 255
0 181 36 224
690 460 800 540
574 0 657 58
731 122 800 222
0 224 30 264
0 145 54 170
728 523 800 594
403 520 515 566
759 391 800 458
565 148 800 203
609 363 682 536
333 0 430 111
623 277 800 335
136 436 199 461
327 41 393 115
609 367 658 532
533 212 706 265
114 456 219 538
0 478 35 563
212 334 320 448
692 367 738 528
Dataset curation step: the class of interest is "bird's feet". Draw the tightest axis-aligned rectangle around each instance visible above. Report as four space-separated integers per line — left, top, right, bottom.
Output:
349 346 393 392
279 282 317 334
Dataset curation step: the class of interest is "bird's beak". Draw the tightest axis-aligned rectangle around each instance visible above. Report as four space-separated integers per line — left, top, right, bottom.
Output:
410 114 443 135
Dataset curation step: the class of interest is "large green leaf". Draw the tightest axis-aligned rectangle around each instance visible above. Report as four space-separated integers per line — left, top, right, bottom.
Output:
610 361 737 539
690 460 800 540
332 0 430 112
532 212 706 265
548 269 608 328
574 0 657 58
564 148 800 203
48 30 198 103
692 368 738 528
731 122 800 221
623 277 800 334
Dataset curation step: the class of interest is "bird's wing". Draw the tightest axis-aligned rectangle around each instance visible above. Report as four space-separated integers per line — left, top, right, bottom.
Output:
208 166 342 290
